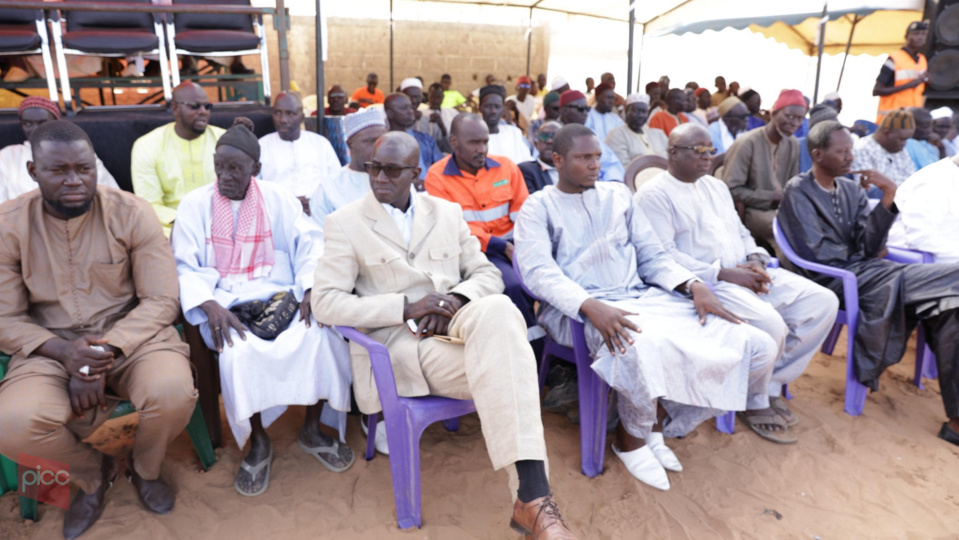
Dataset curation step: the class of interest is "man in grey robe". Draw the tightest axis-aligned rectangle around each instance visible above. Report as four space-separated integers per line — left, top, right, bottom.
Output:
515 124 778 490
779 121 959 447
721 89 807 255
637 124 838 442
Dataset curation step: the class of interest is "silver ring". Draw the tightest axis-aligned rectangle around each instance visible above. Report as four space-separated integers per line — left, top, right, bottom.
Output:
214 327 221 331
79 365 90 376
438 300 445 308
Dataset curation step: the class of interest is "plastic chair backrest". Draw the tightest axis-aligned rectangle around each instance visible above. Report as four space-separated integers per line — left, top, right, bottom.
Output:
624 154 667 193
173 0 253 33
65 0 154 32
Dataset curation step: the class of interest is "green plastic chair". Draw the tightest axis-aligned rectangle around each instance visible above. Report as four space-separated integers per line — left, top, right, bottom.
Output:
0 325 217 521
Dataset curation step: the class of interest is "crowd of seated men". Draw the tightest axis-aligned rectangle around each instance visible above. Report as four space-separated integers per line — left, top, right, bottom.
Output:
1 37 958 537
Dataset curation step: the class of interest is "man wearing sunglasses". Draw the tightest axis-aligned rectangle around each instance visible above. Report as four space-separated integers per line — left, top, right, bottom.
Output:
721 89 807 256
132 82 224 236
527 91 561 147
313 131 577 539
519 121 562 194
637 123 838 444
558 90 624 183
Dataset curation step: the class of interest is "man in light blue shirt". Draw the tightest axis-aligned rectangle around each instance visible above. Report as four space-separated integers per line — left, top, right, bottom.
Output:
310 108 388 225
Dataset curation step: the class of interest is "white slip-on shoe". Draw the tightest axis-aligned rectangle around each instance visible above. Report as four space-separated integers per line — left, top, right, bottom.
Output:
361 417 390 456
612 444 670 491
646 432 683 472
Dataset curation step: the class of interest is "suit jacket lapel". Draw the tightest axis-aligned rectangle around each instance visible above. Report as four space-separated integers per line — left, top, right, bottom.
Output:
409 193 437 255
362 191 408 251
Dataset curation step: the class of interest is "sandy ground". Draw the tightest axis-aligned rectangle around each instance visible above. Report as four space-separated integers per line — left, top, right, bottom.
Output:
3 331 959 540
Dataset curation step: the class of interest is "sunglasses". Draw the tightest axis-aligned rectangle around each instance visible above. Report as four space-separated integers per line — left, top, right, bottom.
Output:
724 114 748 120
564 105 589 113
537 132 556 142
364 162 417 178
177 101 213 111
673 145 718 156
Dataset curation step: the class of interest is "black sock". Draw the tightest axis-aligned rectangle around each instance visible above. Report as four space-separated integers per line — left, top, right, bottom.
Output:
515 460 550 503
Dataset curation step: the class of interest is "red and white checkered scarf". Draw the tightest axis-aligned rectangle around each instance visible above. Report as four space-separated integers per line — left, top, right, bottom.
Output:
210 178 274 285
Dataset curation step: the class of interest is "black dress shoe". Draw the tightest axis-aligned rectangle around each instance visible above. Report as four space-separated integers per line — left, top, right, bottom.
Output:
939 423 959 447
63 455 118 540
126 454 175 515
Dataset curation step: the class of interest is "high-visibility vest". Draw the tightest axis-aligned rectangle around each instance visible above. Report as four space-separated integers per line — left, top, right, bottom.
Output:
876 49 927 122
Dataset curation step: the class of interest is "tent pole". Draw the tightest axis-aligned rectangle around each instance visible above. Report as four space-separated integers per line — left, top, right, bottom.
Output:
275 0 290 93
836 15 859 92
636 24 645 87
812 1 828 104
627 0 635 94
389 0 394 92
526 7 532 76
315 0 324 135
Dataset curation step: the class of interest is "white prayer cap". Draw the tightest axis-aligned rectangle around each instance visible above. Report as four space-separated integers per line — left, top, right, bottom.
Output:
931 106 954 120
343 107 387 140
550 76 568 91
823 91 841 101
400 78 423 91
626 93 650 106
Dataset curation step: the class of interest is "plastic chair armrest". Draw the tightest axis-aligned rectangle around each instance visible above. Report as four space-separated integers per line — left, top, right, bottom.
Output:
884 246 926 264
335 326 400 403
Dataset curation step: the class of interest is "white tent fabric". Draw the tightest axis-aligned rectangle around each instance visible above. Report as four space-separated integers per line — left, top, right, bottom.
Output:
643 0 924 36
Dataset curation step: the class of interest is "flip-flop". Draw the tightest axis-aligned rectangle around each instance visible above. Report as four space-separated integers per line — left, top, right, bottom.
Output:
234 444 273 497
737 411 797 444
770 396 799 427
298 437 356 473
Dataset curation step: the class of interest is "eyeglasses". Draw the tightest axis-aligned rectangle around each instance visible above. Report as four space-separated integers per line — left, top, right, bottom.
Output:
364 162 417 178
724 113 748 120
673 145 717 155
564 105 589 113
177 101 213 111
537 132 556 142
329 92 347 98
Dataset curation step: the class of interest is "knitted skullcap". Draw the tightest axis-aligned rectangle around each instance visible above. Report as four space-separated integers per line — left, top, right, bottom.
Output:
19 96 61 119
881 109 916 130
216 117 260 161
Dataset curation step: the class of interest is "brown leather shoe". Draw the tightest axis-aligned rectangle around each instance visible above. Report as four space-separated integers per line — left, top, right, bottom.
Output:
509 493 577 539
63 454 118 540
126 453 175 514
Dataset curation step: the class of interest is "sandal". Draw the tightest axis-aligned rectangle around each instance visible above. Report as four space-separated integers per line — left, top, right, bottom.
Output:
298 437 356 473
737 411 797 444
234 444 273 497
770 396 799 427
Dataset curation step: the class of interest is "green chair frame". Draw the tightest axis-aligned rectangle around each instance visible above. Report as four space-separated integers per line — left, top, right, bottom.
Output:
0 324 217 521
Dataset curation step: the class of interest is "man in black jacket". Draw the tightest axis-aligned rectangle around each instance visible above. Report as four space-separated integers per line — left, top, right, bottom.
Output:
519 121 561 194
778 120 959 447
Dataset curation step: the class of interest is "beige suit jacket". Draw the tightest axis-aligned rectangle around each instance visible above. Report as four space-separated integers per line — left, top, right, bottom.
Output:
312 190 504 413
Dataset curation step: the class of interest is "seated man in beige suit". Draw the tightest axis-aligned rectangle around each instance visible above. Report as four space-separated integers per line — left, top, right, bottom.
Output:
312 132 576 540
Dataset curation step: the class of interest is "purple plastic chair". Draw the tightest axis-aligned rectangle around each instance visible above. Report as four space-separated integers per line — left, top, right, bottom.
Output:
772 217 935 416
335 326 475 529
510 256 745 470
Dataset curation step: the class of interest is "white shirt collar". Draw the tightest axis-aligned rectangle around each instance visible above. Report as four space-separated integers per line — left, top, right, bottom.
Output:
381 192 416 245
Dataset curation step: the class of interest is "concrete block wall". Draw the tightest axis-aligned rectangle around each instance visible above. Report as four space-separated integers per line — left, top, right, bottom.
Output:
264 16 549 101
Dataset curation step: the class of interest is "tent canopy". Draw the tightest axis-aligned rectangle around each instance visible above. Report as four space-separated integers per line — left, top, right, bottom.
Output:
644 0 925 55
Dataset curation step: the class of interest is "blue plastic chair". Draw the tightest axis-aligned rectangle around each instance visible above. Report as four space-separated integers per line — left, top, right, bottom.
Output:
336 326 475 529
772 217 935 416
